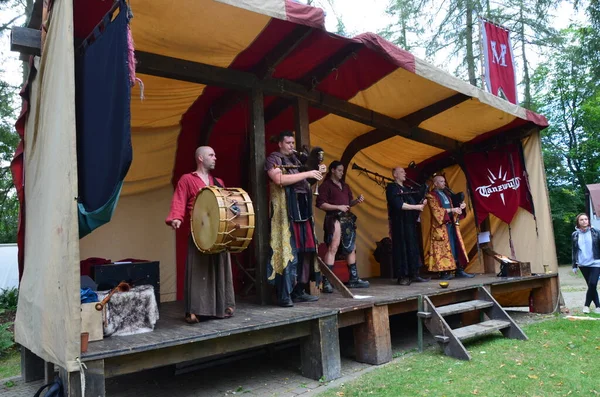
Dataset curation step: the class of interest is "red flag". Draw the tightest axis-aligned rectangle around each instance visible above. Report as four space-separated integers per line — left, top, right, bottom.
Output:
464 144 532 225
481 19 518 104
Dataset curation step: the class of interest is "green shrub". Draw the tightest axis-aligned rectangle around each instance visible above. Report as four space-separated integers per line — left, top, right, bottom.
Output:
0 288 18 311
0 323 14 355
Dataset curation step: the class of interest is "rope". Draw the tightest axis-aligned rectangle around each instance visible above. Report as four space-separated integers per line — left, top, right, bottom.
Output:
76 357 88 397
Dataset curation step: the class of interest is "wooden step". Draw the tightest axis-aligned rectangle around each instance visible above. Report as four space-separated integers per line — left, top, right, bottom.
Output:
452 320 511 342
436 300 494 317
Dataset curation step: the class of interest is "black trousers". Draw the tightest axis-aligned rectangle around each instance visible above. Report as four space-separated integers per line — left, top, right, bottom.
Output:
579 266 600 308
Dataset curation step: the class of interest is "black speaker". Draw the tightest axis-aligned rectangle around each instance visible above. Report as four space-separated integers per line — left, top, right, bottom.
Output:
90 261 160 307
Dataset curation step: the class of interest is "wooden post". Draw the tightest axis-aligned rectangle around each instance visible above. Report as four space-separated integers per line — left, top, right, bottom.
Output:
417 296 424 352
294 96 320 295
44 361 55 384
59 360 105 397
531 276 559 314
20 346 44 382
300 315 341 381
353 305 392 365
249 89 271 305
294 97 310 150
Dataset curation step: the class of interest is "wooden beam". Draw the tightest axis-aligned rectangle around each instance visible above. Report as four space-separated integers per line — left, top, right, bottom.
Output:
20 346 44 382
104 322 311 377
248 89 271 305
339 93 470 169
300 315 342 381
353 305 392 365
11 26 41 57
264 43 362 124
530 276 559 314
317 257 354 298
199 25 313 145
10 31 464 152
294 97 310 151
59 360 106 397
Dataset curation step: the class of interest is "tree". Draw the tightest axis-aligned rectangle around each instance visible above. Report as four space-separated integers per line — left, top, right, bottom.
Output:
0 79 18 243
0 0 32 243
532 27 600 262
379 0 425 51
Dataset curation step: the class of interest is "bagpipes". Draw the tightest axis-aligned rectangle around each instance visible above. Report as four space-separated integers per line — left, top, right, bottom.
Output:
295 146 324 193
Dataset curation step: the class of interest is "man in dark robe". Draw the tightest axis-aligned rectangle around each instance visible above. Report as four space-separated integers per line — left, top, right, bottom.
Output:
316 160 369 292
386 167 430 285
265 131 325 307
166 146 235 323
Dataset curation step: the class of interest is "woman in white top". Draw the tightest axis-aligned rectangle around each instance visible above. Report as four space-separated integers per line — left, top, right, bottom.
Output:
571 213 600 314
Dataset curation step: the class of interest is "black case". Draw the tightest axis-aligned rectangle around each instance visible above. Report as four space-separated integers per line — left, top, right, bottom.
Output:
90 261 160 307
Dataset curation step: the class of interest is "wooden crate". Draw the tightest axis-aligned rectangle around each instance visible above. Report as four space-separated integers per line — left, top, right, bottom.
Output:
81 303 103 342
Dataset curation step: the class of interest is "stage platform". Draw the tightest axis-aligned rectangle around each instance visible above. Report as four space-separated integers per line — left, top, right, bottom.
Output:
63 273 559 396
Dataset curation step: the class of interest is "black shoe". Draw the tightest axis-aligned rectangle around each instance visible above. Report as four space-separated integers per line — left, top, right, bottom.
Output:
291 290 319 303
455 269 475 278
410 276 431 283
439 272 454 280
346 278 370 288
278 298 294 307
322 277 334 293
347 263 370 288
397 277 411 286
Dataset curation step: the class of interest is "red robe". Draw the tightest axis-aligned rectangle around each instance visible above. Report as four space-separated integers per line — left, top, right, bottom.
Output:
165 172 224 225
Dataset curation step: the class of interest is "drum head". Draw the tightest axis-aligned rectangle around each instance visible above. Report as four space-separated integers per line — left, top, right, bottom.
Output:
192 188 220 251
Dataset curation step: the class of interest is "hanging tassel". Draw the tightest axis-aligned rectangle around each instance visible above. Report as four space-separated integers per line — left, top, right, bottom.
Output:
126 7 144 100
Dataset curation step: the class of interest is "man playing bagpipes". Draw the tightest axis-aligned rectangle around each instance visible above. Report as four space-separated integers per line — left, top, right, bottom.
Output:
424 174 475 280
316 161 370 293
265 131 326 307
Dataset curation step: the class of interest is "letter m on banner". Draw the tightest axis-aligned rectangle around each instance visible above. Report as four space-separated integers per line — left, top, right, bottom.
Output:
481 19 518 104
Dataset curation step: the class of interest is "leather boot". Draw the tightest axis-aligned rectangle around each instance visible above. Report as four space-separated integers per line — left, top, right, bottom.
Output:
322 264 334 293
455 267 475 278
439 271 454 280
346 263 369 288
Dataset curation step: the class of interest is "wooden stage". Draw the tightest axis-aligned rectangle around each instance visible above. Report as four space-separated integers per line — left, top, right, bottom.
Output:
77 273 558 395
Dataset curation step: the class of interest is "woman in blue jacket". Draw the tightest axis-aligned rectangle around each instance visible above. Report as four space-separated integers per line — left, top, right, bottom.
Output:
572 213 600 314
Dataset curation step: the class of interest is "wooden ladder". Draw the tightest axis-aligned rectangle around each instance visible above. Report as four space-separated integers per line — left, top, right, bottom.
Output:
417 287 527 360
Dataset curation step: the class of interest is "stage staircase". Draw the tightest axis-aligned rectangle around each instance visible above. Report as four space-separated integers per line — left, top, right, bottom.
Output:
417 286 527 360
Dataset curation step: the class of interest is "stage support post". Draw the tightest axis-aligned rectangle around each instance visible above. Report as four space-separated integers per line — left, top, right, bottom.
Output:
249 88 271 305
531 276 559 314
59 360 105 397
300 314 341 381
353 305 392 365
20 346 44 382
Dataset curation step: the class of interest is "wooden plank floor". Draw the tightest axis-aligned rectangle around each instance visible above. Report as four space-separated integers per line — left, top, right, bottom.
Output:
82 273 556 362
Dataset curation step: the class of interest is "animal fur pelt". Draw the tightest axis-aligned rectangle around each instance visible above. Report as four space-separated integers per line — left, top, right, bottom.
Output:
97 285 159 336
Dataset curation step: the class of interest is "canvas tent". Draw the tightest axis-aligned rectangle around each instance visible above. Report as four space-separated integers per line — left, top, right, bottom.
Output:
12 0 557 376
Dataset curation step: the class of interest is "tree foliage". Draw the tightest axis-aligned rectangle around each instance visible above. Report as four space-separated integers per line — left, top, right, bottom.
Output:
0 0 30 243
532 26 600 263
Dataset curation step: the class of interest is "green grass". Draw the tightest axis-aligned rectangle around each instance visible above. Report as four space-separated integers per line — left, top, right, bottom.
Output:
0 348 20 379
319 318 600 397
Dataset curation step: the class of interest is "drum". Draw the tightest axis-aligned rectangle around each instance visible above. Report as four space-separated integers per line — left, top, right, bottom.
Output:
191 187 255 254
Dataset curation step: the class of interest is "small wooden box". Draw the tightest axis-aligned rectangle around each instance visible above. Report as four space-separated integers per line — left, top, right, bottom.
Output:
81 303 103 342
506 261 531 277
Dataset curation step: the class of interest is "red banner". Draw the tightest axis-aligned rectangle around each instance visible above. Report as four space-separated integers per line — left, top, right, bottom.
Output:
464 144 532 225
481 19 518 104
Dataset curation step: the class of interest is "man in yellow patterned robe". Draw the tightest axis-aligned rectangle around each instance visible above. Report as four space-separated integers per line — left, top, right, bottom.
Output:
425 175 474 279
